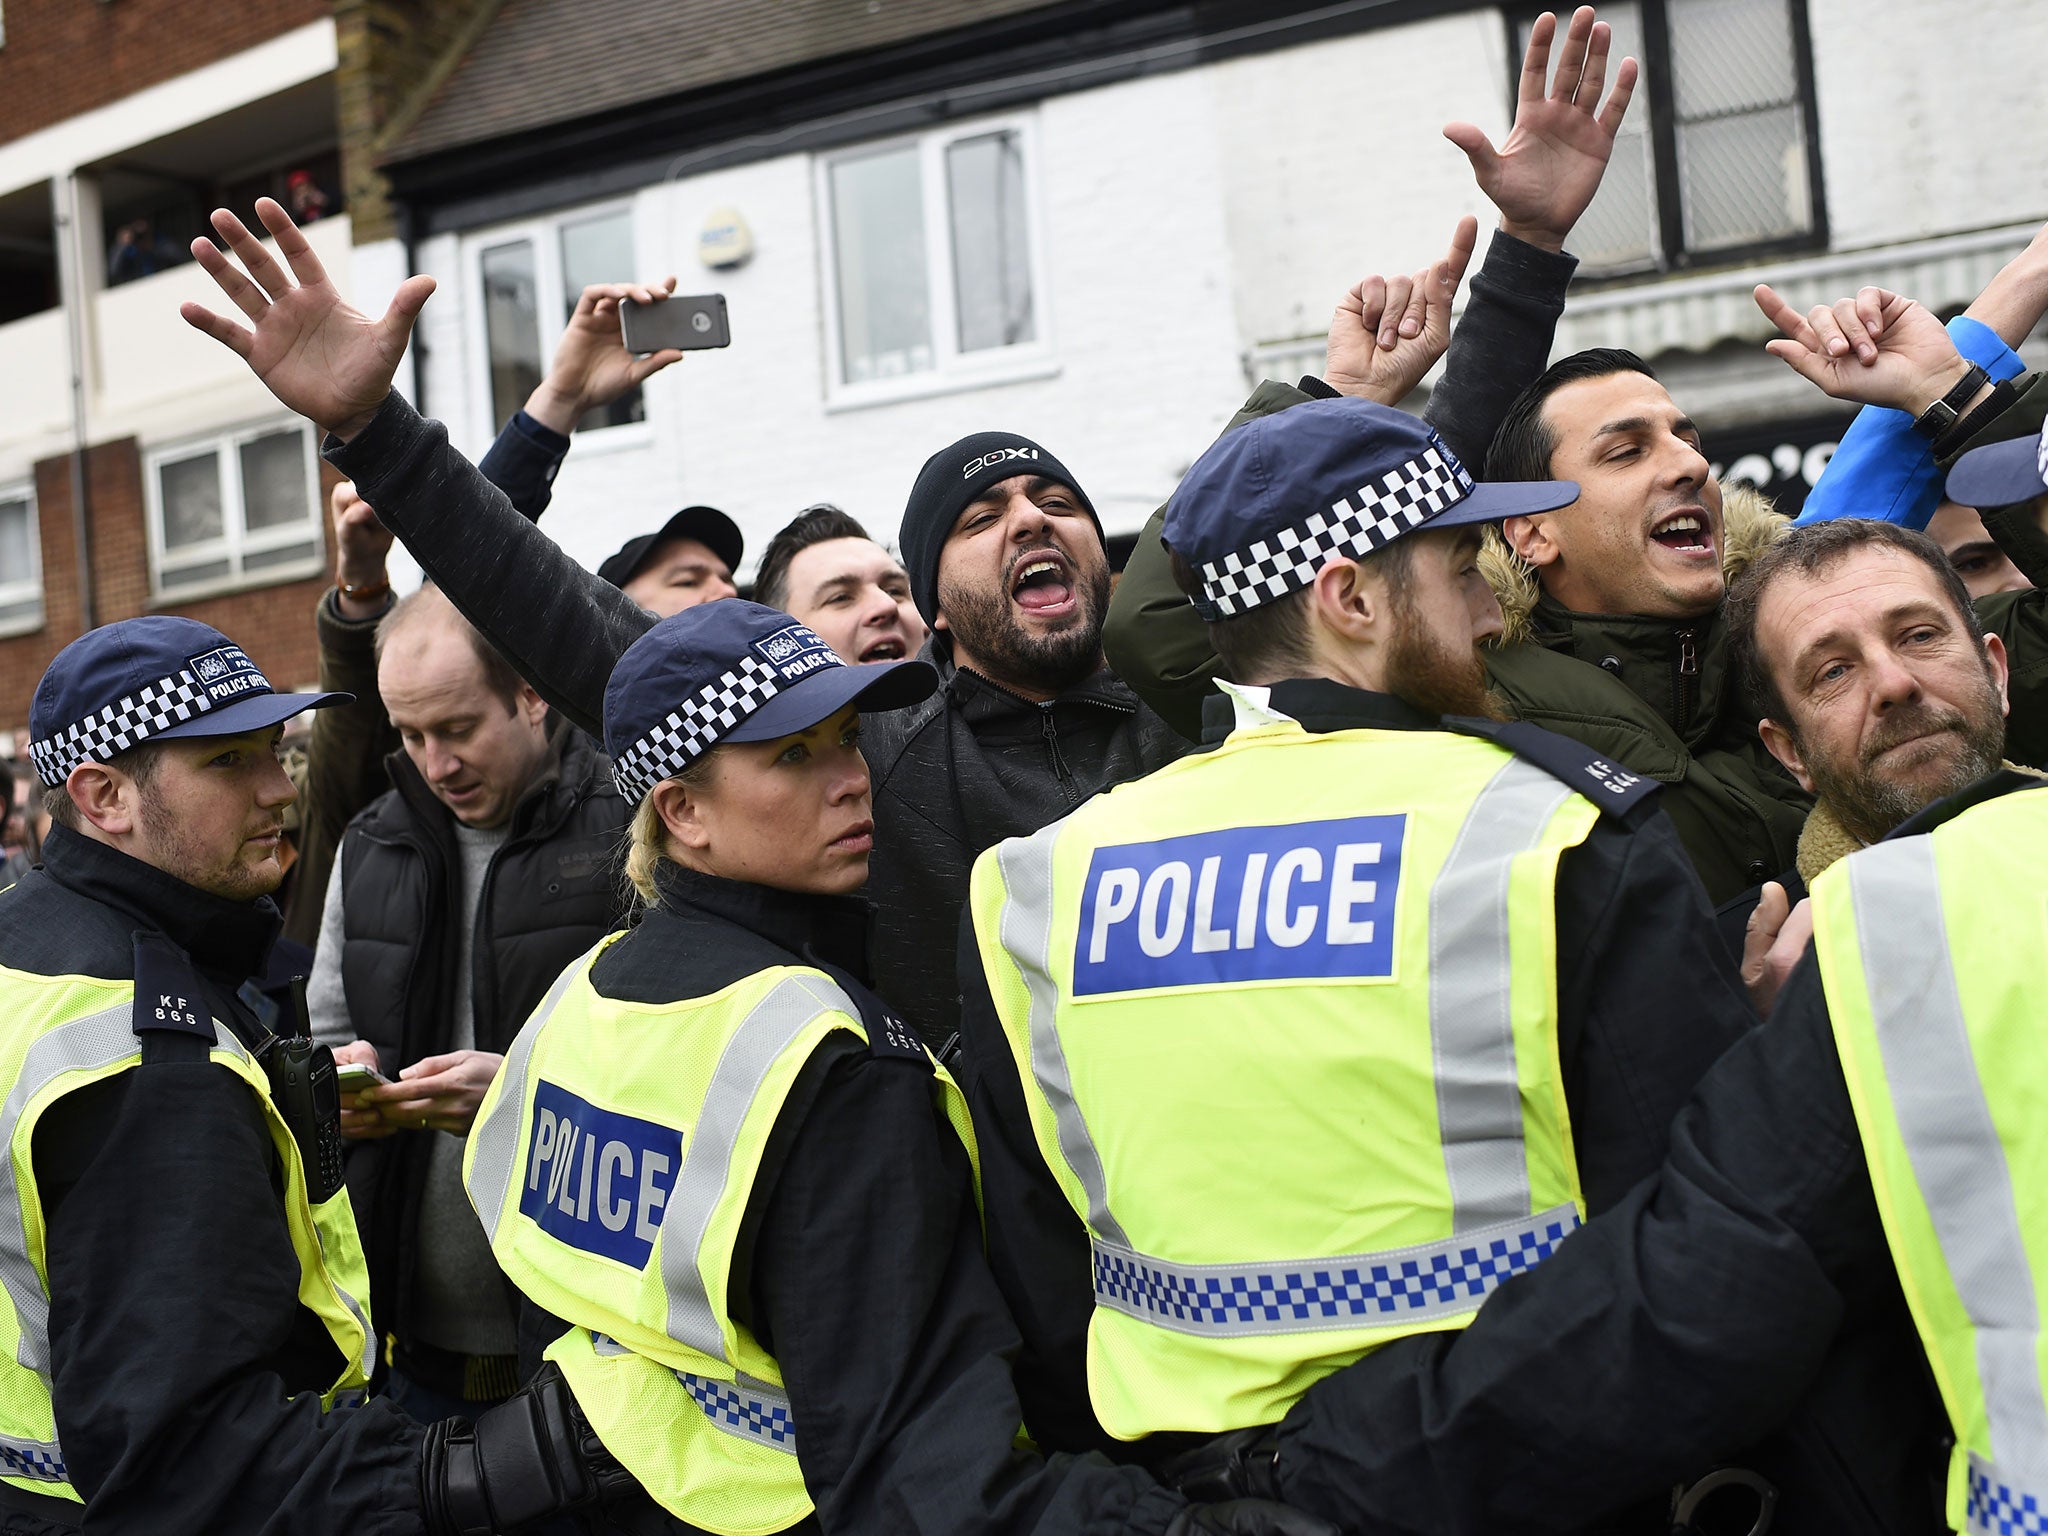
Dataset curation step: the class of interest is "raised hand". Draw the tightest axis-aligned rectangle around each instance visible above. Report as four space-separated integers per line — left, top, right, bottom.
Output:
523 277 687 434
331 480 393 618
1445 6 1638 253
180 197 435 441
1324 217 1478 405
1755 284 1972 415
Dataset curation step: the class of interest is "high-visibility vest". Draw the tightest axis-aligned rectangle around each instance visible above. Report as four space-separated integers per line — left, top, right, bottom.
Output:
967 713 1600 1438
465 936 980 1536
0 962 376 1503
1812 785 2048 1534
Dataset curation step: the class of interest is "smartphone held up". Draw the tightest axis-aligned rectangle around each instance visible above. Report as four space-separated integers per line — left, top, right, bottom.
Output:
621 293 730 354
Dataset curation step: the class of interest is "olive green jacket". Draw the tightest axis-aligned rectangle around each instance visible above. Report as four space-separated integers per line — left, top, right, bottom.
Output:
1103 375 2048 907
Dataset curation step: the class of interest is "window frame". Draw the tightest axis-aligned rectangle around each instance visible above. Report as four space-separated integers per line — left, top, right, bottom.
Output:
1507 0 1829 277
459 198 653 452
0 480 41 640
141 419 325 603
815 113 1057 411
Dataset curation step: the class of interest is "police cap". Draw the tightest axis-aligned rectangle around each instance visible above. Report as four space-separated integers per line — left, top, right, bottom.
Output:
1163 396 1579 621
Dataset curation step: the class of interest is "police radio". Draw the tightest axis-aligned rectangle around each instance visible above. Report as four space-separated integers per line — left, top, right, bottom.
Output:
260 978 348 1203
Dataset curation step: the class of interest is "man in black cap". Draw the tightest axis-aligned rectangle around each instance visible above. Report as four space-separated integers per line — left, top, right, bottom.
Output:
0 616 627 1534
852 430 1189 1042
595 503 742 615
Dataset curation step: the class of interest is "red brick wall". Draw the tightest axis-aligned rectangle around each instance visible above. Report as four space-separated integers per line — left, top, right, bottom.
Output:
0 439 340 738
0 0 332 144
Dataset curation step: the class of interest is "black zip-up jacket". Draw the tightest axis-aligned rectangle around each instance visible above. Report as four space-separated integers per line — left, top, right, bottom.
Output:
0 827 425 1535
950 679 1761 1526
572 860 1185 1536
320 400 1187 1049
860 652 1187 1045
1264 775 2048 1536
332 722 627 1360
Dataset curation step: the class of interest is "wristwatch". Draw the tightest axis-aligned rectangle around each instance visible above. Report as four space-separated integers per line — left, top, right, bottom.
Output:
1913 364 1991 441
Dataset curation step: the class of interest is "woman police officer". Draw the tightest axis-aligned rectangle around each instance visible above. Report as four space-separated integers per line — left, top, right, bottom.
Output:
459 601 1327 1536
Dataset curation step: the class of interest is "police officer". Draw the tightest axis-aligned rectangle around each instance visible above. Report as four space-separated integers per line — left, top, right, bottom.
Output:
955 399 1763 1510
1174 773 2048 1536
0 616 629 1534
460 600 1332 1536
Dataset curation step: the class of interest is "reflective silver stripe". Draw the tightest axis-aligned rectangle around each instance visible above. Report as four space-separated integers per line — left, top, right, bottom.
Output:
1850 840 2048 1490
0 1000 159 1483
0 1002 136 1382
662 974 855 1360
995 821 1131 1248
590 1334 797 1455
466 962 583 1246
1968 1453 2048 1533
0 1432 67 1484
1429 758 1575 1233
677 1369 797 1455
335 1286 376 1381
1093 1203 1579 1337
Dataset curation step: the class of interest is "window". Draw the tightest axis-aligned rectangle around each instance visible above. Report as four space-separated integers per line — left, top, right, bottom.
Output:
144 423 323 598
0 485 40 638
476 205 645 437
820 118 1051 403
1515 0 1824 274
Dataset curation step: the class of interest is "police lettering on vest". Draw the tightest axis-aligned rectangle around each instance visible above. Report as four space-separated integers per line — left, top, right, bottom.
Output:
521 1081 683 1268
1074 815 1407 995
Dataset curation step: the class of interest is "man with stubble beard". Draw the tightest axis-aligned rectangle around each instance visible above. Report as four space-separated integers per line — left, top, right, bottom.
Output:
1725 517 2024 1013
866 433 1190 1043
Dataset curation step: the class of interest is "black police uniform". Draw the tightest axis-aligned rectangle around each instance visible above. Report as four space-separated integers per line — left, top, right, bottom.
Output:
0 827 427 1534
1179 780 2048 1535
952 682 1767 1512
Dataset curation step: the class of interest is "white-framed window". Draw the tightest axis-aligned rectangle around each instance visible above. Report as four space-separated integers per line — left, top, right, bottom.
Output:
143 421 323 600
817 115 1054 407
0 483 41 638
469 202 646 444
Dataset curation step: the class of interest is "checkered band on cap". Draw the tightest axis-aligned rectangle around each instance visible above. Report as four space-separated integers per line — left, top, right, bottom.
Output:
27 667 219 787
1193 443 1475 620
612 654 791 802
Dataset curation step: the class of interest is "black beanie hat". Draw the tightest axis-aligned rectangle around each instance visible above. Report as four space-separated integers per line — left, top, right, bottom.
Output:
899 431 1100 625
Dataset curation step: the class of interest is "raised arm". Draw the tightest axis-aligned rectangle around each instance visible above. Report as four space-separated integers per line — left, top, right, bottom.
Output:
1430 3 1636 466
180 198 649 736
1105 222 1471 739
479 278 687 524
1763 241 2047 529
1105 7 1640 736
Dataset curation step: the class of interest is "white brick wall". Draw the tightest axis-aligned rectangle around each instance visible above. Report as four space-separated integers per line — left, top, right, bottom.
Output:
1810 0 2048 251
414 67 1249 578
1209 11 1517 349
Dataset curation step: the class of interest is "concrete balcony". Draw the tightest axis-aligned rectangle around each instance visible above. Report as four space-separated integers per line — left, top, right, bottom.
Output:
89 212 353 448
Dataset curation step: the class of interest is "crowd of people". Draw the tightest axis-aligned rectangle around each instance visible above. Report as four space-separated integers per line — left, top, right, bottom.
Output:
5 7 2048 1534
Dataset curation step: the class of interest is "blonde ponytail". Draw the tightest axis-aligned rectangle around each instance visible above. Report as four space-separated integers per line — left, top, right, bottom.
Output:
620 750 720 907
623 793 667 907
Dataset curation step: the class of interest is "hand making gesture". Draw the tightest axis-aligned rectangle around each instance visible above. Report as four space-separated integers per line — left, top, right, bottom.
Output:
1325 216 1479 403
1447 6 1639 253
1754 283 1979 417
180 197 434 440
